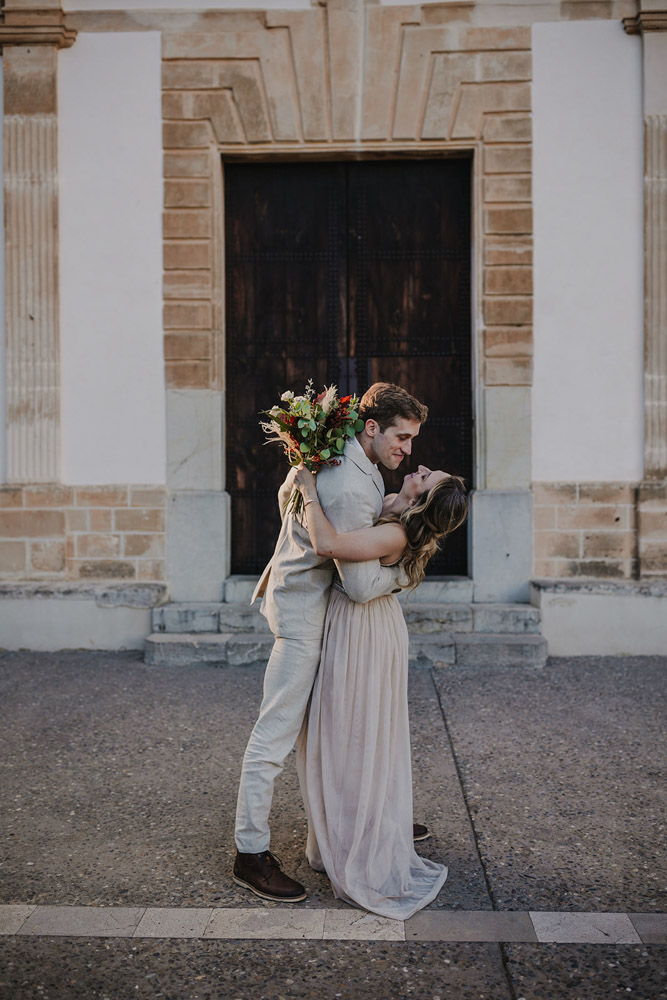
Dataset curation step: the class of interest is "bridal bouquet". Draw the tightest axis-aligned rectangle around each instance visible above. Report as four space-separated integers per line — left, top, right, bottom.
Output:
260 379 364 515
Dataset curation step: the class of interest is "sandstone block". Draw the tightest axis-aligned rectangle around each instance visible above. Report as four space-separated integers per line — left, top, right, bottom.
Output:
165 360 212 389
578 483 635 504
482 114 532 143
162 91 190 119
484 327 533 356
74 487 128 507
485 206 532 235
138 560 167 581
638 481 667 509
484 236 533 266
483 296 532 325
164 180 210 209
561 1 612 19
484 176 532 202
484 145 531 174
639 542 667 574
130 488 167 507
566 559 628 579
485 267 533 295
164 242 211 270
478 52 532 82
534 506 556 530
164 332 212 360
583 531 635 559
30 541 66 573
65 509 88 532
0 510 65 538
164 271 212 300
0 541 26 572
163 210 211 240
163 122 211 150
534 557 560 578
0 488 23 508
532 483 577 504
24 485 74 508
124 534 165 558
114 509 165 533
162 61 219 90
76 534 122 559
535 530 580 560
638 510 667 537
462 27 531 51
484 357 532 385
78 560 136 580
88 510 112 532
163 152 211 179
163 302 212 330
558 505 630 530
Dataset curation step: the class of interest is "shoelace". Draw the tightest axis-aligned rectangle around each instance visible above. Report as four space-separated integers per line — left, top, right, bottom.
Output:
262 851 282 869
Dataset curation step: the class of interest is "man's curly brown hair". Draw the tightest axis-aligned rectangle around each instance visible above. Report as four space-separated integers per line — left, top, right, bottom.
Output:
358 382 428 431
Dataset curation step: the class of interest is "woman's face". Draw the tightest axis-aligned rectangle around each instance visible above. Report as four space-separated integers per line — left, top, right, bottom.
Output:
402 465 450 502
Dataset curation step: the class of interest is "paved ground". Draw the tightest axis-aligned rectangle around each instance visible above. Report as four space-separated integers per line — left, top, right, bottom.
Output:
0 650 665 999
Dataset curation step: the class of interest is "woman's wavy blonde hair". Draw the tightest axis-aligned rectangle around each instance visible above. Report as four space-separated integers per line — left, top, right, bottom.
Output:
379 474 469 590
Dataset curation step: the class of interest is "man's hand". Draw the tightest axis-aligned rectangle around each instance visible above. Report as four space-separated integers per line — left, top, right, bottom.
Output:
294 465 318 503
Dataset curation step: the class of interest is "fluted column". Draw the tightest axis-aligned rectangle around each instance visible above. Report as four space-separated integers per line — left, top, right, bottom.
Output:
1 6 75 482
644 113 667 479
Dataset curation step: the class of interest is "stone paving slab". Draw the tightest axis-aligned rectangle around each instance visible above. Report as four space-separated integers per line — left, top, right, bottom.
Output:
0 905 35 935
629 912 667 944
204 907 325 940
133 905 213 938
1 904 663 944
17 906 145 938
529 911 642 944
406 909 537 942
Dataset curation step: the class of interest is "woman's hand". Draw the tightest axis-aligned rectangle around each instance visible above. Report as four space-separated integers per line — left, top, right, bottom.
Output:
294 465 318 502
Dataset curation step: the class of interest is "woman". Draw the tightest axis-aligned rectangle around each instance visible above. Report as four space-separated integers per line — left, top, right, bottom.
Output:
293 463 468 920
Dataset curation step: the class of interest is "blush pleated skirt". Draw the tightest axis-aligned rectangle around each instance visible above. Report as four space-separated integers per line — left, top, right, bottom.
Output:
296 588 448 920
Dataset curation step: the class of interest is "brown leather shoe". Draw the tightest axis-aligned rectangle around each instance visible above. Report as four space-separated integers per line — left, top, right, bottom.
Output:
233 851 307 902
413 823 430 842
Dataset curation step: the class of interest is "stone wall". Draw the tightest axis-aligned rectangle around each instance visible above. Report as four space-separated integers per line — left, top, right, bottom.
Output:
0 485 166 582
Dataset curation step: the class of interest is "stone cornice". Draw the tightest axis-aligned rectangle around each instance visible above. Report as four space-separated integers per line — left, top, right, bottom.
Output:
623 9 667 32
0 5 76 48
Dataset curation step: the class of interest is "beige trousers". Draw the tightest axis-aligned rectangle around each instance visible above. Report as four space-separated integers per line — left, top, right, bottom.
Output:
234 635 323 854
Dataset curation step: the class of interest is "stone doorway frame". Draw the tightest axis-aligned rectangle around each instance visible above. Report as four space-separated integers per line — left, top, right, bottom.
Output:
161 5 534 603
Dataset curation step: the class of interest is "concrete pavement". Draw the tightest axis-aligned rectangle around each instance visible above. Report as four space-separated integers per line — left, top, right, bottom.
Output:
0 650 665 999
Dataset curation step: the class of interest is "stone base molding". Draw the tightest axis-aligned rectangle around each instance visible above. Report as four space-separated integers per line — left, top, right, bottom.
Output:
0 485 167 583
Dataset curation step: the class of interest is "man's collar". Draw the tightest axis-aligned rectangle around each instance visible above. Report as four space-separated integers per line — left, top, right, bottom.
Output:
346 435 385 498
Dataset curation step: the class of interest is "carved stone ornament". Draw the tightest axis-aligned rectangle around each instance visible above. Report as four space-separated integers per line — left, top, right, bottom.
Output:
0 2 76 49
623 9 667 33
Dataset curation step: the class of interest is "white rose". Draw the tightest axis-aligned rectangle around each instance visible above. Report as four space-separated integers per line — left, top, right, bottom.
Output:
281 390 294 401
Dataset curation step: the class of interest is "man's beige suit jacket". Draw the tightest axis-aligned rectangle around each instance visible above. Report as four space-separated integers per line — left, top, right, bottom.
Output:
251 436 402 640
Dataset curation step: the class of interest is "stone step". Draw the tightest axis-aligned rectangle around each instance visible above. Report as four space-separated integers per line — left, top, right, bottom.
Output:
145 631 547 670
144 632 273 669
152 601 541 636
222 575 475 604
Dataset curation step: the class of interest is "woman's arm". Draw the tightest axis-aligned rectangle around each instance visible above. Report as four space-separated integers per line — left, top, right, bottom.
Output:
294 467 405 563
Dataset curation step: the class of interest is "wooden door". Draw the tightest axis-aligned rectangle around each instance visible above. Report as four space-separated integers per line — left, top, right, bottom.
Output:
225 159 472 576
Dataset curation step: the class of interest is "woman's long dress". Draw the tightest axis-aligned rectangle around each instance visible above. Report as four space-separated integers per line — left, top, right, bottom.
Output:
296 582 448 920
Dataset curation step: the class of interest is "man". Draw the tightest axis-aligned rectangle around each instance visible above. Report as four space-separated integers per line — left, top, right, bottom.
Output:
233 383 428 902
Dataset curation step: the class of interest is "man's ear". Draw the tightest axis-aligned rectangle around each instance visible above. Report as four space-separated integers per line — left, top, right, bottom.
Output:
364 418 379 438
